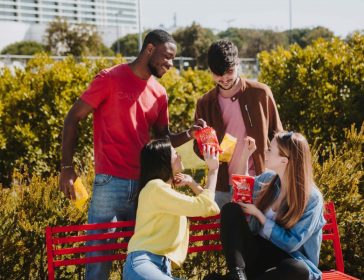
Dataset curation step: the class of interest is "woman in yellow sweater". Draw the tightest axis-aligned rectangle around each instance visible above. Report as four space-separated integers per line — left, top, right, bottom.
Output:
123 138 220 280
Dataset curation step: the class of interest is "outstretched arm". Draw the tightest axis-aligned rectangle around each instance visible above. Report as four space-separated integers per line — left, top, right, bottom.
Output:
237 136 257 175
153 118 207 148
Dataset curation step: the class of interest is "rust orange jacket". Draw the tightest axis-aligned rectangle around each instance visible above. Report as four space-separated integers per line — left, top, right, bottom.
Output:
193 78 283 192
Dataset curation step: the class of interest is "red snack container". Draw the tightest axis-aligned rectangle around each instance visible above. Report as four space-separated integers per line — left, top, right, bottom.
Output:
195 127 222 155
231 174 255 203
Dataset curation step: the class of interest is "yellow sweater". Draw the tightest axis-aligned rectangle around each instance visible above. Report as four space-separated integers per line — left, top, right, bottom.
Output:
127 179 220 266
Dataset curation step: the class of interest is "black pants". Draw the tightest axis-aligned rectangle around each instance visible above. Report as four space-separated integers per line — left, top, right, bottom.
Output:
220 203 309 280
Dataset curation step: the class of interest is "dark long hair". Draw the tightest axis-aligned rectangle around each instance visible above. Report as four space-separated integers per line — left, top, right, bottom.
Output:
136 138 173 205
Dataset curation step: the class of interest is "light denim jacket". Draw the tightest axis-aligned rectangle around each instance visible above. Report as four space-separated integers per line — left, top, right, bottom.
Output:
249 171 326 280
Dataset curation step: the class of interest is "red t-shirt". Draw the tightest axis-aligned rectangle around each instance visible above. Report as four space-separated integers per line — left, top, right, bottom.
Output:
81 64 169 180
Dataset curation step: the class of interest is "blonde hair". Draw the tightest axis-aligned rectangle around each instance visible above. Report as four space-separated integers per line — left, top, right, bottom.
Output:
255 131 313 229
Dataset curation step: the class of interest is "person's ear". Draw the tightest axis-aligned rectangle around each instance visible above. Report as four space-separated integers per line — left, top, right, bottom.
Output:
145 43 155 55
281 157 289 164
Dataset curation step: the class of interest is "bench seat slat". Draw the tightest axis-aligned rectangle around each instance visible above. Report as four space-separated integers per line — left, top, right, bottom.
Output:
53 231 134 244
54 242 128 256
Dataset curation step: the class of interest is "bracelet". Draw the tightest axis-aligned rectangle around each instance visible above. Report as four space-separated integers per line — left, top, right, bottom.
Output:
186 129 192 139
61 165 73 170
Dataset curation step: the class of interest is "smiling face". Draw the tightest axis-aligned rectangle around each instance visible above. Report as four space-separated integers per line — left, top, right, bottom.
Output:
265 138 289 174
147 42 177 78
211 64 239 90
170 147 184 175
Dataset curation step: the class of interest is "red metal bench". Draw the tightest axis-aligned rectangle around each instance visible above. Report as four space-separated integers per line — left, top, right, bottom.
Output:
46 202 358 279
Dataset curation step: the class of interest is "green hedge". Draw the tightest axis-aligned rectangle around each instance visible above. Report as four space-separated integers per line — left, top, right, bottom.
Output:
159 67 214 131
0 54 124 186
0 125 362 279
314 125 364 277
258 33 364 147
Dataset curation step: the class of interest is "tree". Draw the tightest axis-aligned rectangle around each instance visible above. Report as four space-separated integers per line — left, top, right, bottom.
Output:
219 28 288 58
1 41 45 55
173 23 217 68
44 17 113 56
111 33 139 56
243 29 287 57
285 26 334 48
218 28 245 55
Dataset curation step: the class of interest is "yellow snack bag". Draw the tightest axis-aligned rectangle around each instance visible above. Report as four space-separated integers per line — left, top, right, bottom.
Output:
220 133 237 162
73 177 89 211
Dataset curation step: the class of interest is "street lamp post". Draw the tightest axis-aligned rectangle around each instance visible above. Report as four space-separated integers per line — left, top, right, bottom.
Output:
117 25 120 54
116 10 123 54
137 0 142 51
289 0 292 44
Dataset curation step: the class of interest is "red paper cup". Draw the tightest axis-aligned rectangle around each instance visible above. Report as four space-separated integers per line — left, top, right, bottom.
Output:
231 174 255 204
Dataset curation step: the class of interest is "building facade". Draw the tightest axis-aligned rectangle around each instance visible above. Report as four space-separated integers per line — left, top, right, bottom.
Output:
0 0 139 50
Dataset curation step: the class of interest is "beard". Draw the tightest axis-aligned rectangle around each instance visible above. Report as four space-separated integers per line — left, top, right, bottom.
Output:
148 62 161 78
218 77 239 90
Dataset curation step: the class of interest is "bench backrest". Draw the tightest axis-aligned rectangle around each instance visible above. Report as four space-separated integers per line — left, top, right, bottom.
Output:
322 201 344 272
46 220 135 279
45 202 344 279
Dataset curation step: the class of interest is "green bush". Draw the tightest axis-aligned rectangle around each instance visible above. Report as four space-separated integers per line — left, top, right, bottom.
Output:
259 33 364 147
314 124 363 278
0 54 125 186
160 68 214 131
0 125 362 279
1 40 46 55
0 169 91 279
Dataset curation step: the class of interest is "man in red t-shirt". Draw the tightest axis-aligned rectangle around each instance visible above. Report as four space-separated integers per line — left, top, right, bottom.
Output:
59 30 204 280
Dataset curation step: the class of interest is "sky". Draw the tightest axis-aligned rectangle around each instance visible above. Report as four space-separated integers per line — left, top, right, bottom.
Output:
141 0 364 37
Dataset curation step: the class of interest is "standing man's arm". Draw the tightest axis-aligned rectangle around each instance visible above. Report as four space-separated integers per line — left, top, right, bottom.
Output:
192 100 205 160
267 90 283 140
60 99 94 199
153 118 206 148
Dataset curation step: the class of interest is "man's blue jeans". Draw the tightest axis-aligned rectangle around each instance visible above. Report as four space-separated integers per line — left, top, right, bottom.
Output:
123 251 182 280
85 174 139 280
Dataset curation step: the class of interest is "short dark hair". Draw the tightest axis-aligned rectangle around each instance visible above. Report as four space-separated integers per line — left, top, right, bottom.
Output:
208 40 239 76
141 29 176 51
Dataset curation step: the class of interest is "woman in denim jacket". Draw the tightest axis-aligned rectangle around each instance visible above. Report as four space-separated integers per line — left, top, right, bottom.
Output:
215 132 325 280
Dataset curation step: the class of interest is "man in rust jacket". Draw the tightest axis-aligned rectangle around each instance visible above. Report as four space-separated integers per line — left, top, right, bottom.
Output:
193 40 283 208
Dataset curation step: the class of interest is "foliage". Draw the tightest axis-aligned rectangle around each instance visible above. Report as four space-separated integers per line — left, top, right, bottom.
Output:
285 26 335 48
218 26 335 58
111 33 140 56
259 33 364 147
314 124 364 278
0 53 125 186
219 27 288 58
1 41 46 55
173 22 217 68
0 125 362 279
44 17 114 56
0 164 93 279
110 31 150 57
159 68 214 131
